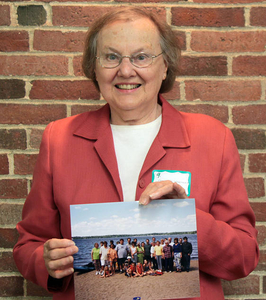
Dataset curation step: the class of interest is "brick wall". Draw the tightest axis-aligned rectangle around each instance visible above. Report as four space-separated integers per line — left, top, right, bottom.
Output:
0 0 265 298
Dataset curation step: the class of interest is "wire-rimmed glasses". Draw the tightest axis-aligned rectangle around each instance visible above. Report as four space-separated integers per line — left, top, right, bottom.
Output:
96 52 164 69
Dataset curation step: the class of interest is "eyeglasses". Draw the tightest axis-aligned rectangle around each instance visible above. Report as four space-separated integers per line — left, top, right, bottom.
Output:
96 52 163 69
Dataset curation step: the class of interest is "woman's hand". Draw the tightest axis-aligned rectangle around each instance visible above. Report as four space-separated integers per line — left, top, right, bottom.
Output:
139 180 188 205
43 238 79 279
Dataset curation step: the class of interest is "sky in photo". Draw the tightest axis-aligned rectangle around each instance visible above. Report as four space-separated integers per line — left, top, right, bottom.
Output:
70 199 196 237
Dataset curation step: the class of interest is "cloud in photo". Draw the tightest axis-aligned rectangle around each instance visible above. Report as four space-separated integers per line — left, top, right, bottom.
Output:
70 199 196 237
173 200 190 208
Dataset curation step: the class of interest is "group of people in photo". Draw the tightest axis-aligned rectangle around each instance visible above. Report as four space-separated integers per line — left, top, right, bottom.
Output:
90 236 193 278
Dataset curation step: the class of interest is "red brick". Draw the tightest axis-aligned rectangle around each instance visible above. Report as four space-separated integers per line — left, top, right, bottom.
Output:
249 154 266 173
0 5 10 26
244 177 265 198
0 31 29 52
250 7 266 27
0 252 18 272
0 104 66 125
194 0 266 3
0 181 27 200
0 55 68 76
255 249 266 271
30 129 44 149
0 79 25 99
0 276 24 297
174 104 228 124
116 0 180 2
71 105 104 116
30 80 100 100
185 80 261 102
0 129 26 150
42 0 105 2
180 56 227 76
222 275 259 295
14 154 38 175
233 56 266 76
52 6 116 27
0 228 19 248
232 105 266 125
53 6 166 27
0 154 9 174
231 128 266 149
34 30 86 52
73 55 83 76
191 31 266 53
256 225 266 247
162 82 180 100
250 202 266 222
171 8 244 27
27 280 53 297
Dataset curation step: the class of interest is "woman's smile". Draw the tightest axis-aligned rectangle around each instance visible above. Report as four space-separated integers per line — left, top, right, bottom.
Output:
115 84 141 90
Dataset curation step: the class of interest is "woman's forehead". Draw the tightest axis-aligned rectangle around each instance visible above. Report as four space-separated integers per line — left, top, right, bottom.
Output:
97 18 161 50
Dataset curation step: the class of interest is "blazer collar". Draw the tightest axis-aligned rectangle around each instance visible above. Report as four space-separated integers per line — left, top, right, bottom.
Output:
73 94 191 149
73 103 111 140
157 95 190 149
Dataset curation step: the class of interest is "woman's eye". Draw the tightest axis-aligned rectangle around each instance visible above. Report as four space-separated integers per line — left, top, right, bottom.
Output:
106 54 119 61
135 54 149 61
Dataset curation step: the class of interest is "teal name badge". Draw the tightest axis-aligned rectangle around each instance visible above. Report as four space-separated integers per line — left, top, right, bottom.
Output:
152 170 191 196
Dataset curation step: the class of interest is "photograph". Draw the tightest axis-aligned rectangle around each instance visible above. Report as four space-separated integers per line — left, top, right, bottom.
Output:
70 199 200 300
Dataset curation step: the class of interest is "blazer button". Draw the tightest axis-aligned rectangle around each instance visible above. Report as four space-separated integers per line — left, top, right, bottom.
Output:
139 178 145 189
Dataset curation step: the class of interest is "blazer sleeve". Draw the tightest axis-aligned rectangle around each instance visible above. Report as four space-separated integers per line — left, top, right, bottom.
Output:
13 122 71 292
197 127 259 280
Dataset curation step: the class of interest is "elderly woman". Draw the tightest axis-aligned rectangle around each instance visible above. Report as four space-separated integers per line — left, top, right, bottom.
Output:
13 6 258 300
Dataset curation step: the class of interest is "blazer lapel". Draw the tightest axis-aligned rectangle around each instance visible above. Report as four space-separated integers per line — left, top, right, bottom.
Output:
73 104 123 201
140 96 191 179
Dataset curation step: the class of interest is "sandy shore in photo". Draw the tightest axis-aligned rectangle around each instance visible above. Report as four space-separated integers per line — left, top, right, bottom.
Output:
74 260 200 300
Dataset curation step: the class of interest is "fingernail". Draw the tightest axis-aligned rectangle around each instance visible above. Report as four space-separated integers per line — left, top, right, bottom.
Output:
141 200 148 206
69 268 74 274
68 241 75 246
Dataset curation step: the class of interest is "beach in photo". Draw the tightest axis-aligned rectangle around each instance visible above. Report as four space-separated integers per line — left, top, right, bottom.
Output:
70 199 200 300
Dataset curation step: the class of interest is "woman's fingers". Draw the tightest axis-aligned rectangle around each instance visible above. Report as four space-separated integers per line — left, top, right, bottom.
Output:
139 181 188 205
43 238 79 279
173 182 188 199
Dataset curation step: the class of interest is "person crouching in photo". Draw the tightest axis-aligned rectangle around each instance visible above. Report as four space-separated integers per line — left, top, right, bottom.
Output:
135 262 144 277
100 265 111 278
127 262 137 277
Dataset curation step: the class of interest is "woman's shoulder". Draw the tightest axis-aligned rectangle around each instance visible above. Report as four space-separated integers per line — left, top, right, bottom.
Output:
50 106 104 129
179 110 227 132
161 98 231 145
44 104 109 136
176 110 233 147
161 95 227 131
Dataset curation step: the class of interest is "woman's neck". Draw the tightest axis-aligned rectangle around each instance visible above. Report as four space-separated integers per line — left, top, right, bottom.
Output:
110 103 162 125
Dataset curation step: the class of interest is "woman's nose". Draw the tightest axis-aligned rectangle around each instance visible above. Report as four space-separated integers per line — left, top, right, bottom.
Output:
117 57 136 78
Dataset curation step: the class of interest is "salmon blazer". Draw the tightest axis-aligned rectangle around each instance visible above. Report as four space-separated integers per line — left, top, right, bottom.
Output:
14 95 259 300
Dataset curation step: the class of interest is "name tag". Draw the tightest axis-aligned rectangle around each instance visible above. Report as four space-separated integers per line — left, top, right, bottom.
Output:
152 170 191 196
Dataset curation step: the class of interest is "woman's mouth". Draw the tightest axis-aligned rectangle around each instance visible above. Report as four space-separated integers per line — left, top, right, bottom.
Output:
115 84 141 90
